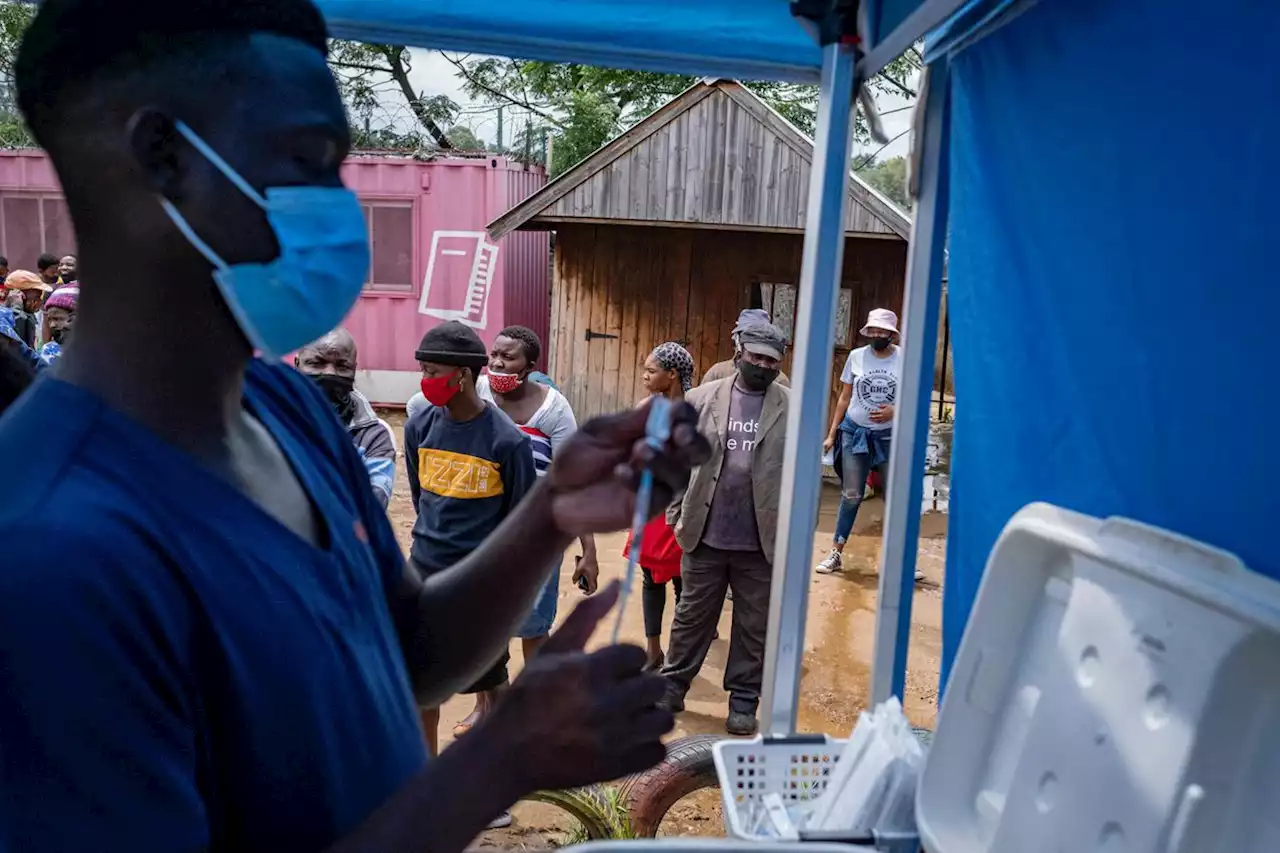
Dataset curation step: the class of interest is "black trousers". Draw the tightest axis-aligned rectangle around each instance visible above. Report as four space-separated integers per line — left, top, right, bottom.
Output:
661 545 771 714
641 567 684 639
410 556 509 694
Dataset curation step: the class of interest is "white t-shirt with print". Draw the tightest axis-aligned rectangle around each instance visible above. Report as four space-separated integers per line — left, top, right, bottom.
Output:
840 344 901 430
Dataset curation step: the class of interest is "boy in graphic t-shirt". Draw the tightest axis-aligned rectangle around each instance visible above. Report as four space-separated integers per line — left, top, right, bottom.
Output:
817 308 919 578
403 321 536 791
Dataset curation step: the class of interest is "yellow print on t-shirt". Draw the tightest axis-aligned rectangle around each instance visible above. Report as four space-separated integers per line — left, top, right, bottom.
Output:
417 448 504 499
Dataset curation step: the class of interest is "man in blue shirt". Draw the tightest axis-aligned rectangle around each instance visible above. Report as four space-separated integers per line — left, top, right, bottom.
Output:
0 1 710 851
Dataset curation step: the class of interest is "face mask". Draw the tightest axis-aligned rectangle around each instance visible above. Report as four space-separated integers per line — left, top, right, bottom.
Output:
421 371 462 407
738 362 779 392
487 371 523 395
158 121 371 359
51 326 69 344
310 372 357 423
870 337 893 352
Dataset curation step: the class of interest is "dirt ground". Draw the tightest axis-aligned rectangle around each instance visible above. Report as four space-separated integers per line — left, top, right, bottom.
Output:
381 410 945 845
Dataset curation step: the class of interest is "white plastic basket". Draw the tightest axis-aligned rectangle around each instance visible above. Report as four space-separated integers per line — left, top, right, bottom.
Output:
714 734 845 827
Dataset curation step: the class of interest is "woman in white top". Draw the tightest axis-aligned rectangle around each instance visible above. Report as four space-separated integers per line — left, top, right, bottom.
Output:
816 309 914 577
476 327 600 661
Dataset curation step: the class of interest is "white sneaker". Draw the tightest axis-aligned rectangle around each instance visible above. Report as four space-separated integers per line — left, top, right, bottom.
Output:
815 550 843 574
487 811 513 829
914 570 927 583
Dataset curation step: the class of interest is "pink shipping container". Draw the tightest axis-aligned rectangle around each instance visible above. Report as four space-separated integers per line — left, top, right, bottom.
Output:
0 149 550 405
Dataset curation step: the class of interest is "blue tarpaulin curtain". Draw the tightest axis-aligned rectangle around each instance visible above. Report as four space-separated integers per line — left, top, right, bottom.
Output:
941 0 1280 684
318 0 825 83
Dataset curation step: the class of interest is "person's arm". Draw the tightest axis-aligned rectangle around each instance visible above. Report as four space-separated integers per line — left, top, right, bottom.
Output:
360 419 398 509
502 432 538 515
826 354 856 449
544 393 600 592
387 402 709 707
404 415 422 511
327 587 668 853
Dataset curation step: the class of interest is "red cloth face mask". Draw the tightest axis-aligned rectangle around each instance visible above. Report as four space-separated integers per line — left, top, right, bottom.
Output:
487 371 523 395
420 370 462 407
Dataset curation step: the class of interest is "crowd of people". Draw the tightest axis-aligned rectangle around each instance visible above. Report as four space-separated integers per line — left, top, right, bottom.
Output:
0 252 80 375
0 0 909 849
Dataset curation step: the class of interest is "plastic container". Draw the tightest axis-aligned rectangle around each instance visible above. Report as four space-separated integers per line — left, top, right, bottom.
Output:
712 735 918 852
918 503 1280 853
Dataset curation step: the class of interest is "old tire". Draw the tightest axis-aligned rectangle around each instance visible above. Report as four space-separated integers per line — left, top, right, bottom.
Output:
522 787 615 840
621 734 722 838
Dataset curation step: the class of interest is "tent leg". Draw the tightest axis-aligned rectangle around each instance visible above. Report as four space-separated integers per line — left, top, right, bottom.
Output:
761 40 857 738
869 59 952 706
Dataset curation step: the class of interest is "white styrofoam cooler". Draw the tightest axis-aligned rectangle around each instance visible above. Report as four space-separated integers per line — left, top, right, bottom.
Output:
918 503 1280 853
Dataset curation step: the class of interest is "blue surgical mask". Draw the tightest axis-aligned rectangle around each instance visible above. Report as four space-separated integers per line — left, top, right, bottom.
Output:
158 121 370 359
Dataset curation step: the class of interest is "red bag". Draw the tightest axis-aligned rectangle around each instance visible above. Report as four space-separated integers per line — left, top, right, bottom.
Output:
623 515 683 584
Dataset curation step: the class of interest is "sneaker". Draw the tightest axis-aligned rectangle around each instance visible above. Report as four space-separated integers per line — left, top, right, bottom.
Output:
726 711 759 736
915 569 927 583
487 811 513 829
815 550 843 574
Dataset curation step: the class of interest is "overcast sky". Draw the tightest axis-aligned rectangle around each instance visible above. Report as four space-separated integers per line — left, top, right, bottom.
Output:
403 50 916 162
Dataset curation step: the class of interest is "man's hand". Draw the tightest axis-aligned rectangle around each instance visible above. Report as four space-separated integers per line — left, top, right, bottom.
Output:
547 400 710 538
869 404 895 424
572 553 600 595
479 582 673 794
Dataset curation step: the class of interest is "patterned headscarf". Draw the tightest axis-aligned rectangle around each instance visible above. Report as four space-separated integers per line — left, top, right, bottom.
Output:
651 342 695 392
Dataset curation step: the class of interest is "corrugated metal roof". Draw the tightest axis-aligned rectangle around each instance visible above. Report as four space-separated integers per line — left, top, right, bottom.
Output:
488 79 911 240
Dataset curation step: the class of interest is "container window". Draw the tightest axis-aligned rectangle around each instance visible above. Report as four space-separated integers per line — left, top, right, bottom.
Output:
362 201 415 293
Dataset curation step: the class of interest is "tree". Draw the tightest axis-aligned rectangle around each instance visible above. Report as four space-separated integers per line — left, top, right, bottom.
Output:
856 155 911 211
0 1 34 148
328 41 461 149
443 124 485 151
447 51 922 176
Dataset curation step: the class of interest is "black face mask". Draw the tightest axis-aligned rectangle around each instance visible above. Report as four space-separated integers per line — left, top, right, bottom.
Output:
310 373 357 423
51 326 69 344
870 337 893 352
738 362 779 392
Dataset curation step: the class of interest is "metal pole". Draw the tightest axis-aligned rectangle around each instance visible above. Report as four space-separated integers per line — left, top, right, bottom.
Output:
937 291 950 422
869 59 952 705
761 40 857 738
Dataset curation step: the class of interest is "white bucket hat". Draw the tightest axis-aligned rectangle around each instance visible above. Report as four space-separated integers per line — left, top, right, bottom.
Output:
860 308 900 336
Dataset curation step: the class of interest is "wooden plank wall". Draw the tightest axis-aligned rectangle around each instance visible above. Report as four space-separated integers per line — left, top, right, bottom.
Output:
549 224 909 421
541 87 900 237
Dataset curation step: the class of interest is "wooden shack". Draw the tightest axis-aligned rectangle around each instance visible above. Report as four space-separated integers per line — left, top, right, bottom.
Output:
488 79 911 419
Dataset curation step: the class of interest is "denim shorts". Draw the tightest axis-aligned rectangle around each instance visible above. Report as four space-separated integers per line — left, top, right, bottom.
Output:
516 561 560 638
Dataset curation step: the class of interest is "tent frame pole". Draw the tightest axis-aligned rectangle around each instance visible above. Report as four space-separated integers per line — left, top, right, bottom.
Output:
869 58 952 705
761 40 857 738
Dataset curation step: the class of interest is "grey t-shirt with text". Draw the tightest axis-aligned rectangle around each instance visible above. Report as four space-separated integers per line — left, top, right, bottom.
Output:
702 382 766 552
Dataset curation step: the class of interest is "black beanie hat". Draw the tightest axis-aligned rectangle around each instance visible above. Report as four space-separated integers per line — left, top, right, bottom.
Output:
415 321 488 370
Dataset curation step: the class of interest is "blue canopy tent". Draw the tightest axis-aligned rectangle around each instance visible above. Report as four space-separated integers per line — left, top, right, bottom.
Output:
312 0 1280 732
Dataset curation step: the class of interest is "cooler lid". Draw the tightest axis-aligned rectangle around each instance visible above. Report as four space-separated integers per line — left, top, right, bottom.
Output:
918 503 1280 853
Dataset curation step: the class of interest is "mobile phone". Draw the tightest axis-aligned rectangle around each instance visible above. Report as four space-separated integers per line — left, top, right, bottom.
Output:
575 555 591 593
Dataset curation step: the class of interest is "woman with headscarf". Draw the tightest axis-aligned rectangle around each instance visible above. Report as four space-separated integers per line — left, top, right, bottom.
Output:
626 342 695 670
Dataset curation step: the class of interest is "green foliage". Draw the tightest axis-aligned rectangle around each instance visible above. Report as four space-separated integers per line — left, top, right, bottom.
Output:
856 155 911 211
452 49 921 176
443 124 484 151
0 1 34 148
329 40 460 149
